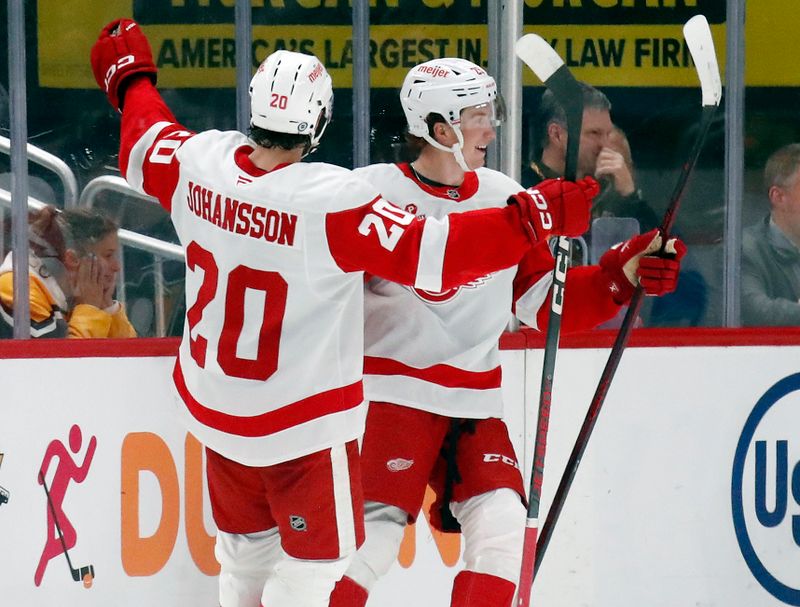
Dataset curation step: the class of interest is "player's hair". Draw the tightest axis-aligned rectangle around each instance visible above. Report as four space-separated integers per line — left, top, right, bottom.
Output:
764 142 800 192
29 206 118 261
249 125 311 152
536 82 611 151
404 112 447 157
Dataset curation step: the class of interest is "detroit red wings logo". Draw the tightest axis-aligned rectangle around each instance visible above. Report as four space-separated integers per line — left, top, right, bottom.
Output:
386 458 414 472
412 274 492 304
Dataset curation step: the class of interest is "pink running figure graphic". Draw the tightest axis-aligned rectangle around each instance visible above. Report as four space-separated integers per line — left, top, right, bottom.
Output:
35 424 97 587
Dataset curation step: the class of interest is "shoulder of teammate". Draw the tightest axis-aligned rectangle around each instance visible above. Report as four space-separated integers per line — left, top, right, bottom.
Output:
475 166 524 192
354 163 415 196
282 163 380 215
352 162 400 181
474 167 527 205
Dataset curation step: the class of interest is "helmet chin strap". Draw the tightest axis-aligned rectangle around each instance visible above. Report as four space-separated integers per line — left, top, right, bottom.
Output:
422 124 470 173
300 139 317 158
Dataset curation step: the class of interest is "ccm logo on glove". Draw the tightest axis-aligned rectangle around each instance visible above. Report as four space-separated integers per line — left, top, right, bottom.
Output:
526 189 553 231
103 55 135 93
508 176 598 243
90 18 157 110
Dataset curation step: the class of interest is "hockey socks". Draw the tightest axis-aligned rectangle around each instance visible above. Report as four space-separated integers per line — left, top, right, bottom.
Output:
329 576 368 607
450 571 516 607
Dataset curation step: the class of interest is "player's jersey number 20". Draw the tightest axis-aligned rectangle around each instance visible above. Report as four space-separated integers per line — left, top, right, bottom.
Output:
185 240 287 381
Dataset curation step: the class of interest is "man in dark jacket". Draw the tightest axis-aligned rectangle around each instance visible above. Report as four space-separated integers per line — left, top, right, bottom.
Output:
521 83 659 237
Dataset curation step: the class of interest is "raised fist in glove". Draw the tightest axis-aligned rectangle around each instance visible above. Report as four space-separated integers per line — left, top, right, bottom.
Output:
508 176 599 243
599 228 687 304
91 19 157 110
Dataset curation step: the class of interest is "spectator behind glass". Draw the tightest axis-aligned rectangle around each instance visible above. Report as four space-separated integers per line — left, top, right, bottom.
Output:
0 206 136 338
741 143 800 326
522 84 659 235
592 124 659 231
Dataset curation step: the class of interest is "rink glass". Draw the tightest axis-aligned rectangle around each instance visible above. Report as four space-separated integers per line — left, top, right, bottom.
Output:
0 2 796 335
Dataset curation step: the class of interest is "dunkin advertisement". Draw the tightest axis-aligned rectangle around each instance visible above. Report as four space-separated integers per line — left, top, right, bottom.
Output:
1 337 799 605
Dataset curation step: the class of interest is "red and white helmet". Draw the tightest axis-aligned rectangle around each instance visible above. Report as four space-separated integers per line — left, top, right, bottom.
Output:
400 58 503 169
249 50 333 153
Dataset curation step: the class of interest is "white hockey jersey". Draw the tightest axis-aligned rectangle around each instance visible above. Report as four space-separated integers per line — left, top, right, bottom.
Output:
117 80 534 466
356 163 621 419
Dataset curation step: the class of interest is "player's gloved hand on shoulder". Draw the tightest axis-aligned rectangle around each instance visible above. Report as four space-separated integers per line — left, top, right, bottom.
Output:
598 228 687 304
90 19 157 111
508 176 599 243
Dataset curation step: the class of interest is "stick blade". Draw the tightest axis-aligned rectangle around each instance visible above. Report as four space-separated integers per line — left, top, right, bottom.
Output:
515 34 583 179
515 34 564 83
683 15 722 107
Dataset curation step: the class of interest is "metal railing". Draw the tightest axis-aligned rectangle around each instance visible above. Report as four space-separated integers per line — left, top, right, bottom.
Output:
0 186 184 337
0 132 184 336
80 175 184 337
79 174 156 208
0 188 184 262
0 135 79 208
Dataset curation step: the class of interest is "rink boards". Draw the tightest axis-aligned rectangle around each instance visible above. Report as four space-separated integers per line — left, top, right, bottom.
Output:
0 330 798 607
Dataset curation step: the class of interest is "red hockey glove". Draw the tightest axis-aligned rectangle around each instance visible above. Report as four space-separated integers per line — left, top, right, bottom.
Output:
508 177 599 243
90 19 157 111
598 229 687 304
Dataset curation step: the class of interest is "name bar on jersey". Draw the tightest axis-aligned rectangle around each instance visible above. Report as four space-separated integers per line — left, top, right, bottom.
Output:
186 181 298 247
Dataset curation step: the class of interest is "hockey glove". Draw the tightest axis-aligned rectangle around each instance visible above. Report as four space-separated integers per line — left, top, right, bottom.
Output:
508 177 599 243
598 228 687 304
90 19 157 111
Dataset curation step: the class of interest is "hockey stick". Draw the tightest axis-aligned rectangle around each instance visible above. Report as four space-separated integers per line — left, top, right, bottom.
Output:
514 33 584 607
39 470 95 588
532 14 723 577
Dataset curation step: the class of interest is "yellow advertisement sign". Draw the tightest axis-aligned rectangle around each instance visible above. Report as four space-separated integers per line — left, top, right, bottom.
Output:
34 0 798 89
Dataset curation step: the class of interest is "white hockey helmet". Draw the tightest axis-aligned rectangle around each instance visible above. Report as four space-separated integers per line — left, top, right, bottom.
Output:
400 58 503 170
249 50 333 153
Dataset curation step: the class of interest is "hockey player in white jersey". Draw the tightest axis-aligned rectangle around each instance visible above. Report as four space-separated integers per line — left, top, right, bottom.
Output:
329 59 686 607
90 21 601 607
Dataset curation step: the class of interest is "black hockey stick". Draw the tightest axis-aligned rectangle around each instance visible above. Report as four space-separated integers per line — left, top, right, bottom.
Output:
514 33 584 607
39 470 95 587
532 15 723 578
